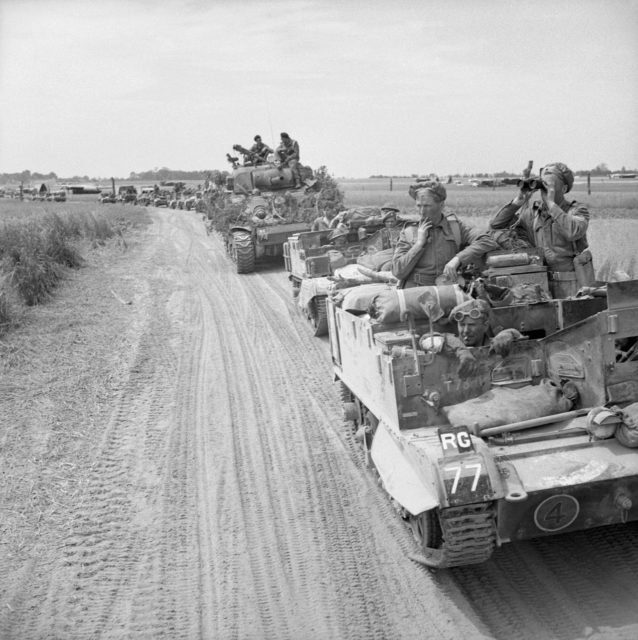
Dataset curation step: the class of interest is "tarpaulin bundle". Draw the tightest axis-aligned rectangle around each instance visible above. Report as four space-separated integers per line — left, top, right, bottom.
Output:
443 379 574 434
368 284 469 324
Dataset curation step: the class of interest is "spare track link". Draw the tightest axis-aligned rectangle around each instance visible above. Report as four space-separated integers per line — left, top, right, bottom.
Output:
411 503 496 569
438 503 496 567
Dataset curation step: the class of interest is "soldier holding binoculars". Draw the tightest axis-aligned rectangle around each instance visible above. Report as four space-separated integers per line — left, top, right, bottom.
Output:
489 162 593 297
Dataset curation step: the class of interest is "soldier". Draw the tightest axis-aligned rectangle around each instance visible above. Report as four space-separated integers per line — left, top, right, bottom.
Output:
249 135 272 164
489 162 592 297
380 202 400 223
311 210 333 232
421 299 523 377
378 202 401 247
392 180 497 287
276 132 303 189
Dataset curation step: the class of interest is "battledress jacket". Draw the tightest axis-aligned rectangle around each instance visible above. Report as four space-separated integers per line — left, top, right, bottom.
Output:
489 199 589 271
391 214 497 286
276 139 300 163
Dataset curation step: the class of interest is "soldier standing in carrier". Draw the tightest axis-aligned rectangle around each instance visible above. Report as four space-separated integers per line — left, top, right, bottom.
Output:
392 180 496 288
489 162 592 298
276 132 303 189
249 135 272 164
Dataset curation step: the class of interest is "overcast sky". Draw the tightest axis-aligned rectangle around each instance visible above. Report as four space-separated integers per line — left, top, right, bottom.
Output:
1 0 637 178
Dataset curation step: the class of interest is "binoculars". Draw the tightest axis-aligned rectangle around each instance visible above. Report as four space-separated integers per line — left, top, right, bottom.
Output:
517 177 545 191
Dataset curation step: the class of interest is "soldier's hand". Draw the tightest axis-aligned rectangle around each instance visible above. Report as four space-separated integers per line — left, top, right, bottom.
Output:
489 331 514 357
442 256 461 282
416 219 432 246
457 349 479 378
512 186 530 206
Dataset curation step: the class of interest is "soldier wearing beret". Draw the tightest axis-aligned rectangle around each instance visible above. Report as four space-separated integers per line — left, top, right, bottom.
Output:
489 162 592 297
392 180 497 288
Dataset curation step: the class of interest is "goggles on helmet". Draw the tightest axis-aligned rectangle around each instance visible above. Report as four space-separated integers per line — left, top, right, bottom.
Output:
452 308 485 322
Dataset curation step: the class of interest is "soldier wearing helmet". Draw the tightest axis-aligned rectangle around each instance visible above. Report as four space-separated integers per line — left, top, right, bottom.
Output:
421 298 523 377
489 162 592 297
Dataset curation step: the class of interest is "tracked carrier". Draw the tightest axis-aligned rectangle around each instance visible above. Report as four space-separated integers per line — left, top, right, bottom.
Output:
284 208 391 335
329 273 638 568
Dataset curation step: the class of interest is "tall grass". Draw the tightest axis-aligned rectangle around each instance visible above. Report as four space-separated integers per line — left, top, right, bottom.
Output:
0 208 121 334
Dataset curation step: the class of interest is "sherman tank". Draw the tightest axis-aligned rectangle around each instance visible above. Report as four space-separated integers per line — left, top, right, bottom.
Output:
329 255 638 568
219 147 318 274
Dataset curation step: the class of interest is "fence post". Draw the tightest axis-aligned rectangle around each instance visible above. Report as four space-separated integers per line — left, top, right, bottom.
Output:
587 173 591 195
390 177 393 192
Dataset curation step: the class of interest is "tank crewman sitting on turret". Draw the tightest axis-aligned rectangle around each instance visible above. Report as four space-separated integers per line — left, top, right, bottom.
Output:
275 132 303 189
249 135 273 164
392 180 498 288
420 298 523 377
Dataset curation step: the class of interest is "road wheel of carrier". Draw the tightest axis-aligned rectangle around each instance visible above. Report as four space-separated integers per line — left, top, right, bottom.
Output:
310 295 328 336
231 231 255 274
407 503 496 569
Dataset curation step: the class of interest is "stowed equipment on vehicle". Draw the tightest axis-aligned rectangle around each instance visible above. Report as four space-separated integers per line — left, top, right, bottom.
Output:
329 247 638 568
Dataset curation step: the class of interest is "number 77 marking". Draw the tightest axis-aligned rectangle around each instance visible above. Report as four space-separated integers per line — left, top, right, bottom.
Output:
448 463 482 494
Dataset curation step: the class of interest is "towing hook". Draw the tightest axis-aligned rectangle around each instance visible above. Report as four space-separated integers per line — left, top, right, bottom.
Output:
421 390 441 411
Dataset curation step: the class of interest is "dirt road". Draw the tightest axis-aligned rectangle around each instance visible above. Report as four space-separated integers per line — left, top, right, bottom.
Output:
1 209 638 640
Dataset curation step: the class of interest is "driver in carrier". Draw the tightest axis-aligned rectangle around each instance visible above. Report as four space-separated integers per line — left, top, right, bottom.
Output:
420 299 523 377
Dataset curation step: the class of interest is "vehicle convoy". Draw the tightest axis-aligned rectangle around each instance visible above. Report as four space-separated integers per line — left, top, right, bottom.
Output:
210 146 322 274
328 252 638 568
284 207 396 336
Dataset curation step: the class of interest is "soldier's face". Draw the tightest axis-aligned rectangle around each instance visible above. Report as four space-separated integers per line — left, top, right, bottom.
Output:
540 170 563 193
458 318 488 347
417 192 443 223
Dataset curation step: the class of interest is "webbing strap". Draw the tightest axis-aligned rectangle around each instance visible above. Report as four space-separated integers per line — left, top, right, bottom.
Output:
453 285 466 305
396 288 408 320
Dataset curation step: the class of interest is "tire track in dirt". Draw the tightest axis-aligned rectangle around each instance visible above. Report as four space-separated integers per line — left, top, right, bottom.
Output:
7 214 208 639
192 233 487 640
246 241 638 640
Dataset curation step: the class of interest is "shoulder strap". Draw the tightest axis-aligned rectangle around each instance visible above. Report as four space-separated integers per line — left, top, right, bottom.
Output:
444 213 462 249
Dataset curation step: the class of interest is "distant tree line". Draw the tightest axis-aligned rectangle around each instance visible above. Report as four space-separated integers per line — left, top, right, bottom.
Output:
129 167 212 182
1 170 58 183
3 162 636 186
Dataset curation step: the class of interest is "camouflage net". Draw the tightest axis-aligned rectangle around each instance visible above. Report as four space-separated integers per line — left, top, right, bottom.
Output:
203 164 344 235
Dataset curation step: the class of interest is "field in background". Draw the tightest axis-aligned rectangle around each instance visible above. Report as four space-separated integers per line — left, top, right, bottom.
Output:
338 178 638 279
2 179 636 280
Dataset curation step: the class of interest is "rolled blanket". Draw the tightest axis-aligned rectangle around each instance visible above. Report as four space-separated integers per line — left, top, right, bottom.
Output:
443 379 574 434
368 284 469 324
357 248 394 271
338 283 390 313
